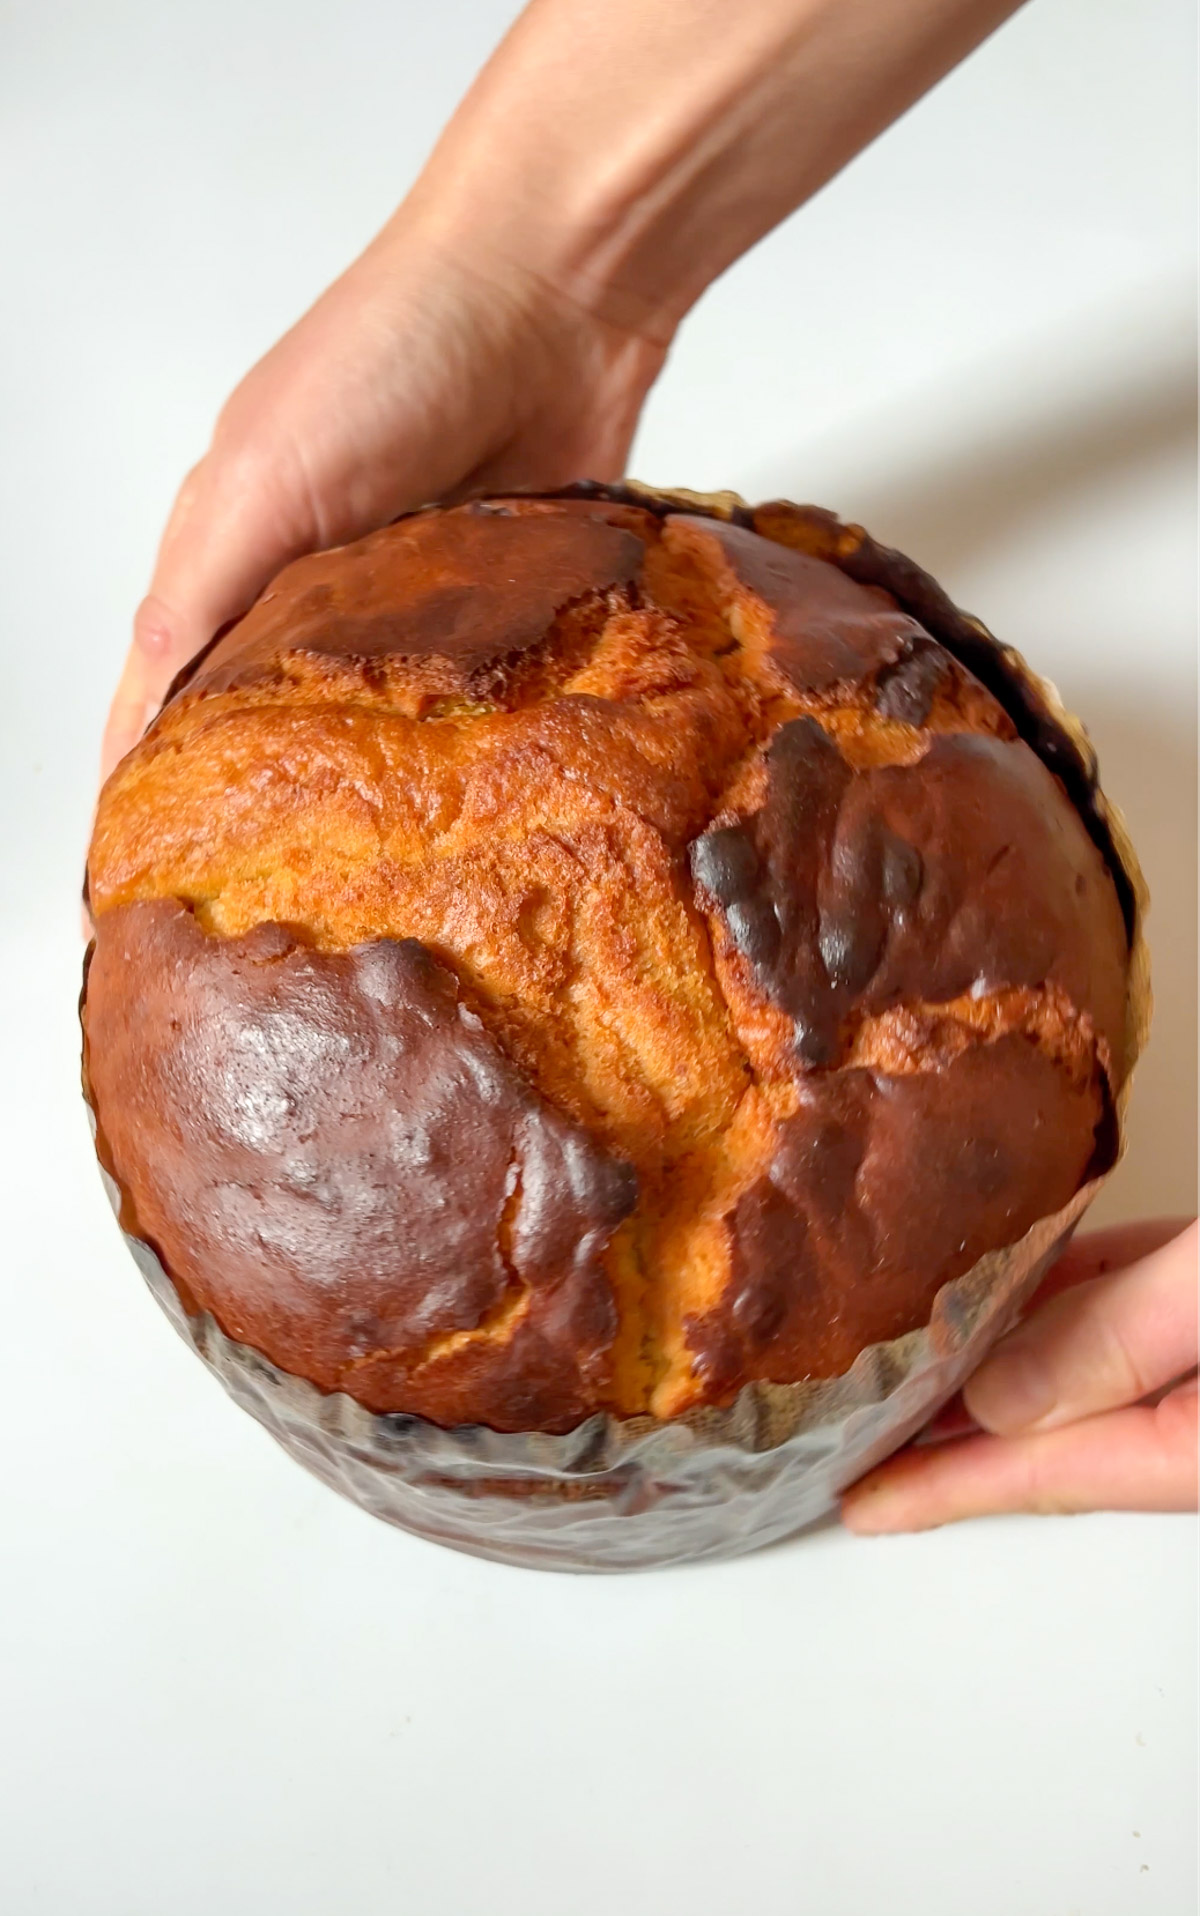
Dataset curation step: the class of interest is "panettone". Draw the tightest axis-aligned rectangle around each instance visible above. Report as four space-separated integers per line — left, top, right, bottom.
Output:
84 490 1132 1436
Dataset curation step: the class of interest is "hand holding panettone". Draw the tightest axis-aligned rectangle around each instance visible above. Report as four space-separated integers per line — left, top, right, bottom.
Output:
90 0 1181 1558
102 0 1027 778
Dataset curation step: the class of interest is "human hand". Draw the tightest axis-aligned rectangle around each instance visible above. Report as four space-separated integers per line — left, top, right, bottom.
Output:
102 0 1022 781
842 1219 1198 1533
100 221 665 779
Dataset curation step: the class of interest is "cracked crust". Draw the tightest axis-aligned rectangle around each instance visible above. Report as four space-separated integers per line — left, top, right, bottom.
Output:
84 494 1132 1428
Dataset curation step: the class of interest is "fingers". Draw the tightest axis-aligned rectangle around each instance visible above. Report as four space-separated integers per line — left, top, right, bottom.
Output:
100 442 320 782
1020 1216 1195 1311
963 1220 1198 1436
100 636 162 790
906 1219 1197 1448
840 1218 1199 1534
99 256 477 784
97 223 660 785
841 1378 1198 1533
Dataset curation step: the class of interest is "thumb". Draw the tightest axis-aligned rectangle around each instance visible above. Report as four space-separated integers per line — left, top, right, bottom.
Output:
963 1219 1199 1436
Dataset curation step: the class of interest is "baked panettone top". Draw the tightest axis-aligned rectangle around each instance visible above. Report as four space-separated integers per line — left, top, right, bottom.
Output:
84 494 1130 1431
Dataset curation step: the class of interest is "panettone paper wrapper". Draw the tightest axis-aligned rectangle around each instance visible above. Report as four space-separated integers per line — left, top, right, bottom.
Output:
98 1160 1101 1570
84 486 1152 1573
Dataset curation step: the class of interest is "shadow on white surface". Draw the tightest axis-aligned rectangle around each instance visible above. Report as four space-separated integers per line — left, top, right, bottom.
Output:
814 290 1197 584
746 278 1197 564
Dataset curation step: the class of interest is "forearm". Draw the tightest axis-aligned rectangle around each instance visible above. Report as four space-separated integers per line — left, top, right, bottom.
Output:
402 0 1025 337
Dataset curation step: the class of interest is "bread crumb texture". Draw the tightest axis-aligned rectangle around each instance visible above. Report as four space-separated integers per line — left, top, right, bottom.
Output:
85 498 1130 1430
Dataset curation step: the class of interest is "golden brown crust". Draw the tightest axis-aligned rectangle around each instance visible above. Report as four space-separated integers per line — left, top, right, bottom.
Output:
85 493 1132 1429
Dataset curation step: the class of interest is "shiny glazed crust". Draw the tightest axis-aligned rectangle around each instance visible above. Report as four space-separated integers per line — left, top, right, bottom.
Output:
84 491 1132 1431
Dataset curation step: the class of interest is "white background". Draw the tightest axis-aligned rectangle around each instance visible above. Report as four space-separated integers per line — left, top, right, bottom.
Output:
1 2 1196 1911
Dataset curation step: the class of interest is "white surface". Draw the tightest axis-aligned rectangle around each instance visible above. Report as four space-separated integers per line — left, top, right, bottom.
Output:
0 2 1195 1911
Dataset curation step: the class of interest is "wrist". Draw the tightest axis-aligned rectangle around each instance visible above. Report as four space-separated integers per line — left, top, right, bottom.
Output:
395 0 1021 346
394 137 686 354
397 0 826 347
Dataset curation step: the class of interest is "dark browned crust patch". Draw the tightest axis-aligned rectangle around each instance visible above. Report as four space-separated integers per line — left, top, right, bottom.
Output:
183 506 648 701
688 1036 1105 1395
84 900 635 1432
690 721 1127 1075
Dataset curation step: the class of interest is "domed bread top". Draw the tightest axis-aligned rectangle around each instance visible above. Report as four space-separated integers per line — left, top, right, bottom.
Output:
85 493 1131 1428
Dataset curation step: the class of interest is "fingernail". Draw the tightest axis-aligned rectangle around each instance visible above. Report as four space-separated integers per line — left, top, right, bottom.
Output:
133 596 176 661
835 1456 912 1532
840 1472 910 1534
841 1497 891 1534
966 1339 1056 1433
